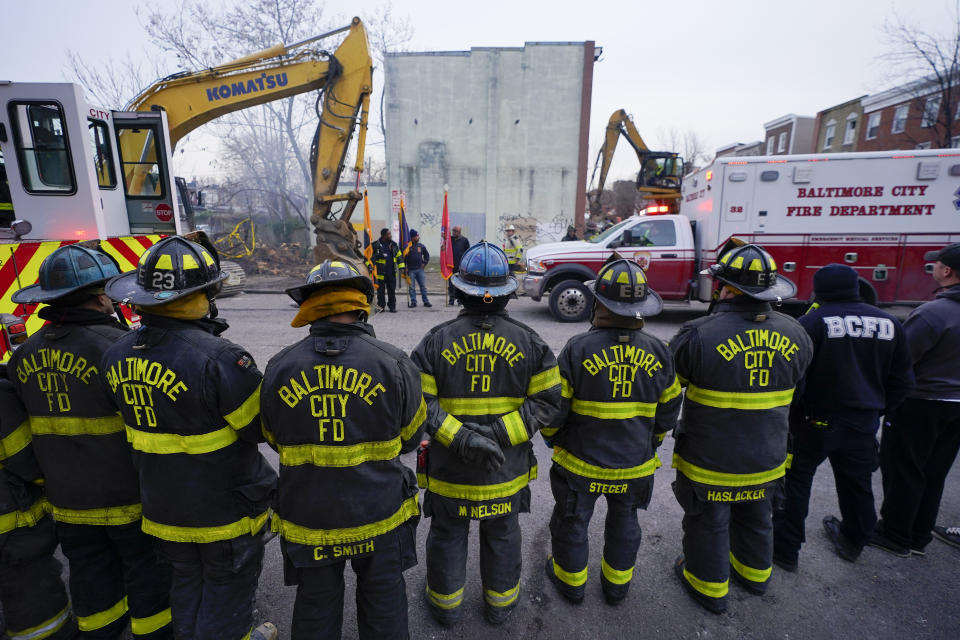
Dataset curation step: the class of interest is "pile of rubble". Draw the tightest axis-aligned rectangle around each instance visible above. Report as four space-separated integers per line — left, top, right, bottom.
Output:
233 242 311 278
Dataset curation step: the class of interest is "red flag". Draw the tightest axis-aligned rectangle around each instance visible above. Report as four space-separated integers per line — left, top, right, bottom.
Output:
440 190 454 280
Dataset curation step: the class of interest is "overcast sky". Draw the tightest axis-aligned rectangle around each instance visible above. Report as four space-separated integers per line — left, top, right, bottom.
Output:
1 0 952 181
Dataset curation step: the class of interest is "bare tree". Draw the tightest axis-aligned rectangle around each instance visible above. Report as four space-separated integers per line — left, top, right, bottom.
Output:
881 2 960 148
659 126 714 174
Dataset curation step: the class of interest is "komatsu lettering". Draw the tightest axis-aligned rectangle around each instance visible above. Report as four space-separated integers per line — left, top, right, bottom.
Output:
205 72 288 101
440 333 525 368
16 348 98 385
278 366 385 409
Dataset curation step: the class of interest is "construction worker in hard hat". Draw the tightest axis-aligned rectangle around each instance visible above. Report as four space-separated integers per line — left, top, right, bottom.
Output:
99 237 277 640
0 362 77 640
8 244 173 639
543 259 682 606
503 225 524 272
412 241 561 626
669 243 812 614
261 259 426 639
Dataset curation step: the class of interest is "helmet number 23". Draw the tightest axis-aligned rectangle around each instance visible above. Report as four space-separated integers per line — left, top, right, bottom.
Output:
152 272 176 289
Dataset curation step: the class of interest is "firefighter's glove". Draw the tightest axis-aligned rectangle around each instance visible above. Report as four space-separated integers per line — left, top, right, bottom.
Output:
463 422 511 448
452 427 505 473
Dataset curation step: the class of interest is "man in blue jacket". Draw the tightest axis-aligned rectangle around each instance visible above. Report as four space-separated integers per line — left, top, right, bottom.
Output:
773 265 912 569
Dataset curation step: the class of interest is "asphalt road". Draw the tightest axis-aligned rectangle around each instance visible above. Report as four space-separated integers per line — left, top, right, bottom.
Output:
212 293 960 640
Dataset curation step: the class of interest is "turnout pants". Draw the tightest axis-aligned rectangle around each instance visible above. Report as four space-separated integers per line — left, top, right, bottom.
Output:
880 398 960 549
425 508 522 616
376 270 397 311
57 521 172 639
673 474 773 609
283 525 416 640
155 532 264 640
0 516 76 640
548 466 643 601
774 422 880 562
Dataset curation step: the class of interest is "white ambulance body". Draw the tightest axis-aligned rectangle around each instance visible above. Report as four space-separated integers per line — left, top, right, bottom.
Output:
682 149 960 304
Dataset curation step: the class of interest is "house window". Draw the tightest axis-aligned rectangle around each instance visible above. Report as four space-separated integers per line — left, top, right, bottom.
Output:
892 105 908 134
843 114 857 145
766 137 775 155
952 135 960 148
866 113 881 139
922 95 941 128
822 120 836 149
777 132 787 153
916 142 931 150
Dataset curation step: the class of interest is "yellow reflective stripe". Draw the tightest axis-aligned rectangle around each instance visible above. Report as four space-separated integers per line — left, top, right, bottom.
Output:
786 452 794 469
659 376 682 403
438 396 524 415
78 596 128 631
273 496 418 545
484 582 520 607
683 568 728 598
501 411 528 446
655 432 667 444
426 585 464 610
601 557 634 585
0 421 31 459
126 425 238 455
434 415 462 447
420 373 438 396
50 503 142 526
29 415 125 436
224 385 260 430
527 366 560 395
540 427 559 438
685 384 794 410
9 603 71 640
552 557 588 587
0 499 47 535
418 466 537 501
553 447 657 481
142 510 269 543
402 398 427 441
560 376 573 399
678 374 689 386
278 438 400 467
261 425 276 447
672 453 786 487
729 552 772 583
570 398 656 419
130 608 172 636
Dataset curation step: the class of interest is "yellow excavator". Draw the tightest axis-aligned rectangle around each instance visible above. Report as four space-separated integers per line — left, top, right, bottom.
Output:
123 16 373 266
588 109 684 218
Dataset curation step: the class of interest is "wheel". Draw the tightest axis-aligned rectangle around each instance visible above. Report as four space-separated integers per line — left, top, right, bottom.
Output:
548 279 593 322
219 260 246 298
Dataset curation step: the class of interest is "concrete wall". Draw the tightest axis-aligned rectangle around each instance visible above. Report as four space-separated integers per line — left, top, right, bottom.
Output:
384 42 592 255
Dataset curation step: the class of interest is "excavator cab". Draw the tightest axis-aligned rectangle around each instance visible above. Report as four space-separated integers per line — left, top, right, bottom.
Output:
637 152 683 192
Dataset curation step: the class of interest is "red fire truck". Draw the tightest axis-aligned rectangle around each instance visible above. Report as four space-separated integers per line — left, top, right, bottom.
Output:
524 149 960 321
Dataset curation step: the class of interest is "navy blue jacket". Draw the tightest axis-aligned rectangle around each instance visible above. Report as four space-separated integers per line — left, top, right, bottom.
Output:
451 236 470 269
797 300 913 432
406 242 430 270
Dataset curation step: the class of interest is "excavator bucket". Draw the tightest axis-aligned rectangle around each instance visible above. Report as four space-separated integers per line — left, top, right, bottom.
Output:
312 218 368 275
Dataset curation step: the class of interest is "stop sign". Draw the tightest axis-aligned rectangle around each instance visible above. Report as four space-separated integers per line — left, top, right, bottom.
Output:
155 203 173 222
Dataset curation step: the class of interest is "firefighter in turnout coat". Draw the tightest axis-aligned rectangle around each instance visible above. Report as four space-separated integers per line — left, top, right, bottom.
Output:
544 259 682 605
670 244 812 614
100 237 277 640
261 260 426 639
412 242 561 626
0 367 77 640
8 245 172 639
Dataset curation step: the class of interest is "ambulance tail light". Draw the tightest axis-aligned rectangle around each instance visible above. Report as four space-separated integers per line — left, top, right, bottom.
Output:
0 314 27 352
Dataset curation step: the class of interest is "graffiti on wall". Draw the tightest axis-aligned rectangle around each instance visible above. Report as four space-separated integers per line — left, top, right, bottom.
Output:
499 214 572 248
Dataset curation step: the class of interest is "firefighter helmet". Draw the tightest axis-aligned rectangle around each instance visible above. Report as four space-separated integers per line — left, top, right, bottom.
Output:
286 260 374 304
12 244 121 304
588 259 663 318
705 243 796 301
105 237 226 306
450 241 518 298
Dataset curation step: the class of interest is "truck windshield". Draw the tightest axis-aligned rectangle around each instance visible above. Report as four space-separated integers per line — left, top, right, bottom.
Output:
588 218 632 243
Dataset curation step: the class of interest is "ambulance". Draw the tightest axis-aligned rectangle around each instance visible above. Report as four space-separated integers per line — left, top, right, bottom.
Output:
523 149 960 321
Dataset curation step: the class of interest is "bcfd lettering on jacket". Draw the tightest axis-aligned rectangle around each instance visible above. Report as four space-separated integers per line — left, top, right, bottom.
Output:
440 332 525 368
822 315 895 340
276 365 386 409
